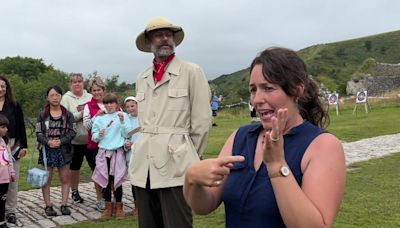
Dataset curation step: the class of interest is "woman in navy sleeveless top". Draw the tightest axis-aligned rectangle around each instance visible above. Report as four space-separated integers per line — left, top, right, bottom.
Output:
184 47 346 227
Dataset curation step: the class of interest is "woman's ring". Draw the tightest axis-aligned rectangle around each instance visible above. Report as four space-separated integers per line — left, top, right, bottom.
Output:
270 136 279 142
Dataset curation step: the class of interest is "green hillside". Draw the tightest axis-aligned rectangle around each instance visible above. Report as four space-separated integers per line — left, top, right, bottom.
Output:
211 30 400 104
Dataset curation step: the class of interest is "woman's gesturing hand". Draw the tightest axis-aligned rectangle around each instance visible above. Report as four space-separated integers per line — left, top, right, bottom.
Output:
186 155 245 187
263 108 288 165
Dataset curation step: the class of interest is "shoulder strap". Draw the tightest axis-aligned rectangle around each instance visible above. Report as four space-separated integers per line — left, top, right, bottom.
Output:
29 142 47 170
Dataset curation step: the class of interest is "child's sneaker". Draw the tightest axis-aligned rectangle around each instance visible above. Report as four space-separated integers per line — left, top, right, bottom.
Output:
60 205 71 215
45 205 57 216
96 199 105 211
5 213 16 224
71 190 84 203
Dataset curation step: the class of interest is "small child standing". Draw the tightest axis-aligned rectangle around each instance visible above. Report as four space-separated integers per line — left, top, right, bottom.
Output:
91 93 130 219
123 96 140 216
0 114 16 228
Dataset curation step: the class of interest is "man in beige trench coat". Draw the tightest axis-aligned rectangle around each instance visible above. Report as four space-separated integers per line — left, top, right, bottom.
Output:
129 17 212 228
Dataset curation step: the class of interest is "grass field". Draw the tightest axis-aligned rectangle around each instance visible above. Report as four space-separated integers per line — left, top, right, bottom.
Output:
64 153 400 228
18 102 400 227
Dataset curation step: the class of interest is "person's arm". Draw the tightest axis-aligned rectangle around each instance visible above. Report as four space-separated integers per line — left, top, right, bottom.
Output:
189 66 212 158
7 145 16 181
91 118 103 142
35 114 49 146
59 112 76 145
73 110 83 121
15 103 28 157
184 131 244 215
15 103 28 148
61 96 83 121
264 110 346 227
83 104 93 130
118 113 131 138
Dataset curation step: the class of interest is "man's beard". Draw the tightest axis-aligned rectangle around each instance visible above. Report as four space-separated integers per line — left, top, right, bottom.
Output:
151 41 175 58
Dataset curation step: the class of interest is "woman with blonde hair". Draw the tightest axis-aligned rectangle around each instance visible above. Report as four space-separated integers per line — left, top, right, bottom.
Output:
61 73 93 204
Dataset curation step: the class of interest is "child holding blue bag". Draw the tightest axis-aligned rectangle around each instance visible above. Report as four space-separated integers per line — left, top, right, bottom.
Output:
0 114 15 228
123 96 140 216
91 93 130 219
35 86 76 217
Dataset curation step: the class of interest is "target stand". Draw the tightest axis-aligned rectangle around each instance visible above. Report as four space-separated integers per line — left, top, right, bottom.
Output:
353 91 370 115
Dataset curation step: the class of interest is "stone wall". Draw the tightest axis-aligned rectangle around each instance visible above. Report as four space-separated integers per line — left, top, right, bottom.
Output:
347 62 400 95
347 75 400 95
373 63 400 76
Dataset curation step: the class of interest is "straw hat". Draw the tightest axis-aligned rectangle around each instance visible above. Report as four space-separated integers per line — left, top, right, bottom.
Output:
136 17 184 52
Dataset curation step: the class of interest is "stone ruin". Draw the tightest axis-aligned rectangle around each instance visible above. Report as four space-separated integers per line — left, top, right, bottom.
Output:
346 62 400 96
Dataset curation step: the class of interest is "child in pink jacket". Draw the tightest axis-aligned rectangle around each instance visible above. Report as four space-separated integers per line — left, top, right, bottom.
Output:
0 114 16 228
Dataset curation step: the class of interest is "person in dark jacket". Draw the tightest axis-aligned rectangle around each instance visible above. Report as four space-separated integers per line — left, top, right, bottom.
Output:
35 85 76 216
0 75 28 224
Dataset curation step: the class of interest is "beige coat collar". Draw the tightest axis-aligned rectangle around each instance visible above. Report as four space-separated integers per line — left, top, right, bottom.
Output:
143 57 182 89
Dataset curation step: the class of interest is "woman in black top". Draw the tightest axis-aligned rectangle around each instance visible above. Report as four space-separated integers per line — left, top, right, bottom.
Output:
0 75 28 224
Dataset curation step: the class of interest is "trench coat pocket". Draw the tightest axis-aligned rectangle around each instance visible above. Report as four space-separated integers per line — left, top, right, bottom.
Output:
171 143 198 178
136 92 145 102
167 89 188 110
153 150 171 176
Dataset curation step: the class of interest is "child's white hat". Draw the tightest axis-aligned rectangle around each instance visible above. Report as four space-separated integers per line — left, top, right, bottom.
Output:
124 96 138 103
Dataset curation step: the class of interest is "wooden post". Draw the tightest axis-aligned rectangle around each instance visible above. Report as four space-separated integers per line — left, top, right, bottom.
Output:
352 103 358 115
335 104 340 116
364 102 370 114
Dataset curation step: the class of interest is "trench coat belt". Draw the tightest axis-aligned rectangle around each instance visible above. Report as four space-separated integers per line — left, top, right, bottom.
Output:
141 126 189 135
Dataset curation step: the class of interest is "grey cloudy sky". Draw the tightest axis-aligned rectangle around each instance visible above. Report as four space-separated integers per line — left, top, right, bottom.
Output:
1 0 399 83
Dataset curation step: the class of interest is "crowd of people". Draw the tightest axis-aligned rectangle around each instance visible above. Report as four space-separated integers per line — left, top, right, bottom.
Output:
0 16 346 228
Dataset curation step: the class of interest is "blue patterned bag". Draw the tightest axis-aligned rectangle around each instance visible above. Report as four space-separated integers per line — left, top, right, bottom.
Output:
27 144 48 187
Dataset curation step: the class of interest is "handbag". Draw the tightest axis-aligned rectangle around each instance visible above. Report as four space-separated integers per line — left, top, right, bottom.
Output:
27 143 49 187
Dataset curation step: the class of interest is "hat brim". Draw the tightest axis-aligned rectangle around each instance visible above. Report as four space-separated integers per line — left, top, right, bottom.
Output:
136 26 184 53
124 96 138 103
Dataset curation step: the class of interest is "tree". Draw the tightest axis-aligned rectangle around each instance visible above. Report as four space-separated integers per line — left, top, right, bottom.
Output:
3 58 68 118
364 41 372 52
380 46 387 55
335 48 345 57
0 56 53 81
315 75 337 92
358 57 376 73
105 75 119 92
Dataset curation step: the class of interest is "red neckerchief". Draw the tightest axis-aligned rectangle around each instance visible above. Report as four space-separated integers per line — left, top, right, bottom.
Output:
153 53 175 82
